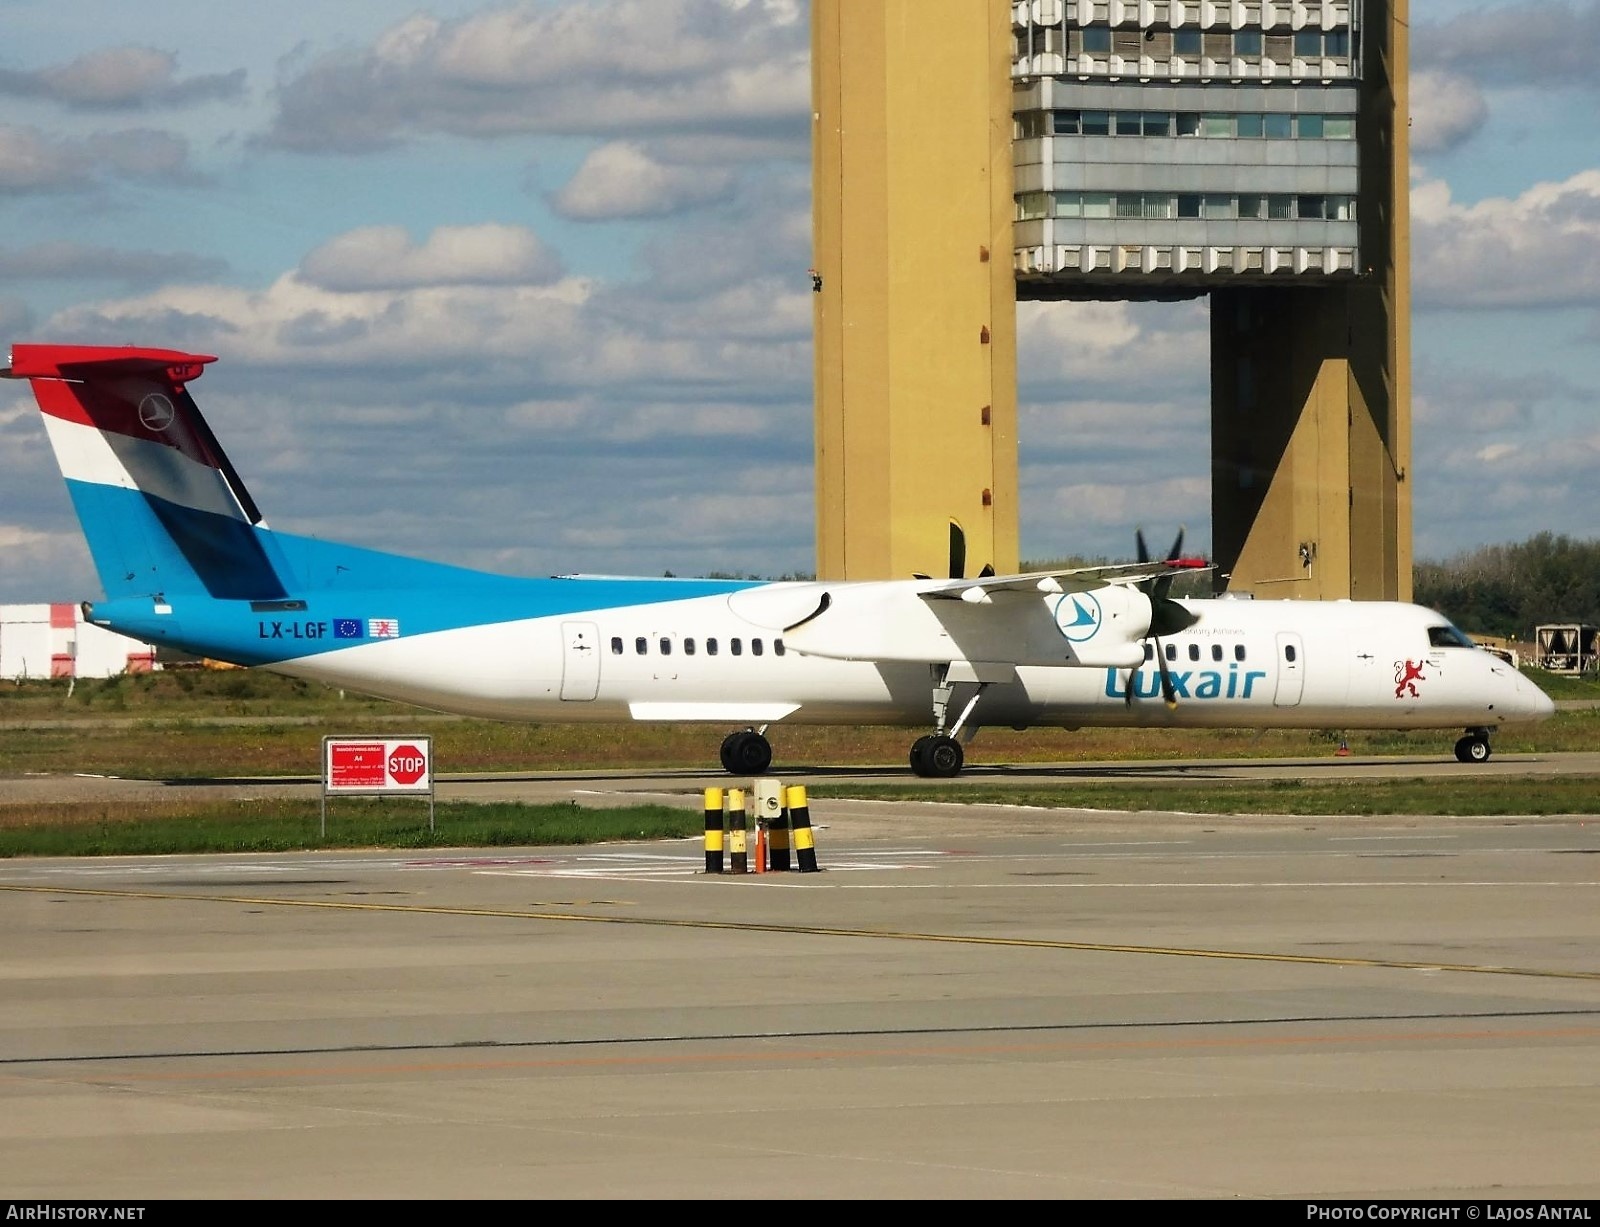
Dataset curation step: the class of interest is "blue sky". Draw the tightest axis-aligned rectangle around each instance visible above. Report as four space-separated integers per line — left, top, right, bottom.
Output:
3 0 1597 603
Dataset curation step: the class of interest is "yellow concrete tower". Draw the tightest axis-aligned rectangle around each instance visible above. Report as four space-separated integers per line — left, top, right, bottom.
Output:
811 0 1019 581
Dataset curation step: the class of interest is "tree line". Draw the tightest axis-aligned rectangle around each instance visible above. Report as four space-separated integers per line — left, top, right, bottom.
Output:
1414 533 1600 641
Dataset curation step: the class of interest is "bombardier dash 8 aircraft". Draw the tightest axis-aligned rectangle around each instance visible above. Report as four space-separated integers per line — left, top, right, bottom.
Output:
7 344 1555 777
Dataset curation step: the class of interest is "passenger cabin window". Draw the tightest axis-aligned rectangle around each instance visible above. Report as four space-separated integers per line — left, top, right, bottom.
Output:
1165 643 1177 661
1188 644 1200 661
1212 644 1223 661
659 637 672 656
1144 643 1154 662
1234 644 1246 661
751 639 764 657
1428 625 1477 649
610 637 623 655
706 638 718 656
775 640 786 657
684 638 695 656
731 638 743 656
635 637 647 655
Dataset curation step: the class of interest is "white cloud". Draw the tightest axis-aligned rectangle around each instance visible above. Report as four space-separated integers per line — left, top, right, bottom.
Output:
44 47 176 106
0 122 203 194
299 223 566 291
551 142 734 220
1414 0 1600 88
1414 428 1600 559
0 46 245 110
263 0 809 155
1412 169 1600 307
1409 69 1489 154
1018 298 1210 404
0 124 87 192
1476 442 1521 463
0 239 225 284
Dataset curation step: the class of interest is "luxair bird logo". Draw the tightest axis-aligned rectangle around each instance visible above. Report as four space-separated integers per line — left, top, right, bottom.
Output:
1054 591 1103 643
137 393 176 432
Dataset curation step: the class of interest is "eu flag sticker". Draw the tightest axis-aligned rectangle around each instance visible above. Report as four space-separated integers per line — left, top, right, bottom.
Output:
333 618 365 639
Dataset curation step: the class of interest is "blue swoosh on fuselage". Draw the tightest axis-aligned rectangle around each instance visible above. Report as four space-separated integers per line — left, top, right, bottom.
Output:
85 520 761 665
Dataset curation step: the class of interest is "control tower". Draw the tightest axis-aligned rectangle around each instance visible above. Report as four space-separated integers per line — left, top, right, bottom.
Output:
812 0 1410 599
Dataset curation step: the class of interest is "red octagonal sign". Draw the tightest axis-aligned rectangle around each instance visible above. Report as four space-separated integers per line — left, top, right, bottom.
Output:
387 744 428 786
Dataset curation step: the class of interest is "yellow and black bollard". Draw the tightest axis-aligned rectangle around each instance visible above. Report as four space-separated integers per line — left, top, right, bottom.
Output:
785 784 820 873
726 787 748 874
703 787 725 874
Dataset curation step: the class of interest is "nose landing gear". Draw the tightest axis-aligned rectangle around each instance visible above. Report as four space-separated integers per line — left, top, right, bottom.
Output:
1454 728 1492 763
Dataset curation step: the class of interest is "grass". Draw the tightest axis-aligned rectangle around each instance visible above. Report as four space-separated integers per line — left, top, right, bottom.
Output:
0 798 701 858
4 669 1598 857
811 776 1600 817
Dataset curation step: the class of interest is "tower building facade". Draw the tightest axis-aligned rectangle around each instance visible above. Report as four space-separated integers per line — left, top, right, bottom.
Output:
812 2 1409 599
1011 1 1361 294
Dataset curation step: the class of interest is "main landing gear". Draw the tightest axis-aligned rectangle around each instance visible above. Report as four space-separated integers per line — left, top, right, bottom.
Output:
908 664 989 778
910 734 964 778
1454 728 1493 763
719 728 772 775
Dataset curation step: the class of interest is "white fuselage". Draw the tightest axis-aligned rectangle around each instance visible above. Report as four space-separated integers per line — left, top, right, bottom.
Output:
270 590 1554 734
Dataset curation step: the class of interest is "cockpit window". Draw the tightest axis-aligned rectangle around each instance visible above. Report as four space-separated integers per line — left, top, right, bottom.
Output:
1427 624 1476 649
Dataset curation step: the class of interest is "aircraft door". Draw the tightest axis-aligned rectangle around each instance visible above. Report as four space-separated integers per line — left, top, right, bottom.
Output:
559 621 600 701
1273 632 1305 706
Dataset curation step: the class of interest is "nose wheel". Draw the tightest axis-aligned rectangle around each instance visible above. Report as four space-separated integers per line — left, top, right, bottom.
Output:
910 734 964 778
1454 731 1492 763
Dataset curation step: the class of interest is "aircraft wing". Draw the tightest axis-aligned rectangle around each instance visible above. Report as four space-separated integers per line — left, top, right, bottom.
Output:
916 559 1208 604
769 561 1205 671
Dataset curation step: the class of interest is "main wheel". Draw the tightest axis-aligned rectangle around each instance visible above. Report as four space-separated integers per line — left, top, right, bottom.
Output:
720 730 772 775
911 734 963 778
909 735 934 775
1455 735 1491 764
924 735 964 778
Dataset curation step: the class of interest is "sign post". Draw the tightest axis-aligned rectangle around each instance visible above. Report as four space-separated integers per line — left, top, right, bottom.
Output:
321 735 435 835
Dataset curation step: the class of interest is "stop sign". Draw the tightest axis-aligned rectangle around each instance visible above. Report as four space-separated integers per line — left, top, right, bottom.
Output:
387 744 428 785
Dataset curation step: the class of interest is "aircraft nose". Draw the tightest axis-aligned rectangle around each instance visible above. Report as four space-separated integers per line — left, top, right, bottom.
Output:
1518 673 1557 721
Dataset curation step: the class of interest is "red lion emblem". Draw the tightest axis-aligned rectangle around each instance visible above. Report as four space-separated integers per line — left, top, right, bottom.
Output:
1394 659 1427 698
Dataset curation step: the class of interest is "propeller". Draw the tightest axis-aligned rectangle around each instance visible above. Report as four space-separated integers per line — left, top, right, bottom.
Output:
1125 527 1202 709
938 521 992 581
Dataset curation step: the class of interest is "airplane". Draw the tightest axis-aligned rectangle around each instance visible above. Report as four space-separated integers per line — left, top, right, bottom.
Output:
5 342 1556 777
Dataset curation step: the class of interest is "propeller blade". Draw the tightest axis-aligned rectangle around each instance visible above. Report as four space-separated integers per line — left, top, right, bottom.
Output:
1150 594 1200 638
1156 643 1178 708
1152 526 1186 601
1129 527 1201 710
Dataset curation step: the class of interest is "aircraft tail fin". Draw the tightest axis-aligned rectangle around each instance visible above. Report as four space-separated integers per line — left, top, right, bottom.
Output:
4 343 289 601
